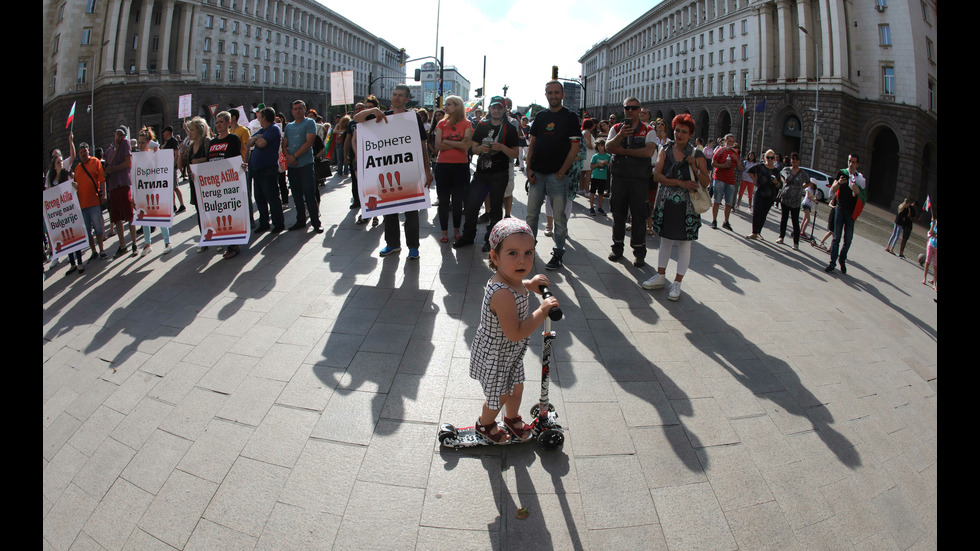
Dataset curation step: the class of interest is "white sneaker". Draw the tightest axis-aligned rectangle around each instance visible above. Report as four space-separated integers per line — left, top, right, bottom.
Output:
163 244 172 254
140 246 151 257
668 281 682 301
641 273 668 290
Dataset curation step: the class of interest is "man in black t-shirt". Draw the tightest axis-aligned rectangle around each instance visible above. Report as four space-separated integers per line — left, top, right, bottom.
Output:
160 126 186 213
525 81 581 270
453 96 519 252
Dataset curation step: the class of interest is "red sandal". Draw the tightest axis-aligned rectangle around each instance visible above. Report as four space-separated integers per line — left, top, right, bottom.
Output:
503 416 533 442
475 420 509 444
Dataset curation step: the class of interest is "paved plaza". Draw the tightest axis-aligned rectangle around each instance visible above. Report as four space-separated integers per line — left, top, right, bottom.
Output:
43 169 937 550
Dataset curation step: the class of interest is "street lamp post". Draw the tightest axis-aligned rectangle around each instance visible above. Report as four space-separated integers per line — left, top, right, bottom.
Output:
799 26 821 170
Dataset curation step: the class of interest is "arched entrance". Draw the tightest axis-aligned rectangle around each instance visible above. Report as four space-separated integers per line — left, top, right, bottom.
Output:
718 110 732 139
696 109 710 144
139 96 166 139
779 114 803 159
868 126 900 208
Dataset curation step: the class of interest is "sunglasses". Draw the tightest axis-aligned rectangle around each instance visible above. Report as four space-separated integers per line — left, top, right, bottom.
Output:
623 106 640 111
766 156 775 160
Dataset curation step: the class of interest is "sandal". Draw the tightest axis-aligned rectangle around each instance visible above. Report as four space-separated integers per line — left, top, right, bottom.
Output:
440 236 449 243
371 217 379 227
503 415 533 442
474 419 509 444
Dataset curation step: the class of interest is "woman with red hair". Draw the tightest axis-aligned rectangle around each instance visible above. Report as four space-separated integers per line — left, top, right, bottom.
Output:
641 113 709 301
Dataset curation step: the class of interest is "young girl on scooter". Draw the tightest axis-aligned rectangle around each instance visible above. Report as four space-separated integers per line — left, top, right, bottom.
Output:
470 219 559 444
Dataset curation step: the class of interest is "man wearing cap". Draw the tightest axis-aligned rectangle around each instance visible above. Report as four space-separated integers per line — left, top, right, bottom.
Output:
281 99 323 233
104 125 139 258
525 81 581 270
454 96 519 252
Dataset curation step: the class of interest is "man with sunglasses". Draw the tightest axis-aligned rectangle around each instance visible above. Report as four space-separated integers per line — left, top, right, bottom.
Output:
605 97 657 267
825 154 866 274
710 133 739 231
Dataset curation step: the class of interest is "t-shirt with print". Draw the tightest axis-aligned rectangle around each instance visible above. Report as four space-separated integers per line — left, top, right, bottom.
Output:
590 153 611 180
529 107 581 174
207 134 242 162
471 117 518 173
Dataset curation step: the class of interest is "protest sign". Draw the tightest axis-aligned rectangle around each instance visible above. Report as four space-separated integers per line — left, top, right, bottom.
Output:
131 150 175 228
43 180 88 260
355 111 430 218
178 94 192 118
189 156 250 246
330 70 354 106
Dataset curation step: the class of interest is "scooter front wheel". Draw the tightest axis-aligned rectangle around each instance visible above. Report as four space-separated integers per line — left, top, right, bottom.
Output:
538 429 564 451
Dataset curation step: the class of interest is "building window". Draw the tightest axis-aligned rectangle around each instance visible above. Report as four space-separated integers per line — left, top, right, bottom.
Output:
882 66 895 95
926 37 934 62
81 28 92 45
204 37 211 52
220 18 226 31
202 62 209 81
53 34 60 54
205 15 213 29
742 44 748 60
879 24 891 46
216 62 222 81
927 78 936 112
85 0 96 14
742 19 748 35
218 40 224 54
921 1 931 23
76 60 88 84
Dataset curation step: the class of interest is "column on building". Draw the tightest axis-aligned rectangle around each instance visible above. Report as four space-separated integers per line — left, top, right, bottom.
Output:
136 0 154 74
775 0 793 81
103 0 123 75
757 2 774 82
177 1 193 77
113 0 134 75
158 0 175 74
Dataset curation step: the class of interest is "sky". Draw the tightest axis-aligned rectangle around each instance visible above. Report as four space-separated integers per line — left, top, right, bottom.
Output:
324 0 661 109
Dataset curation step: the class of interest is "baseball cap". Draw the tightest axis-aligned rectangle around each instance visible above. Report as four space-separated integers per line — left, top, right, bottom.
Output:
489 96 505 107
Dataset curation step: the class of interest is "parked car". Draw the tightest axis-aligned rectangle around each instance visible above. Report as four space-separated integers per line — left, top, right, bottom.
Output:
801 167 832 202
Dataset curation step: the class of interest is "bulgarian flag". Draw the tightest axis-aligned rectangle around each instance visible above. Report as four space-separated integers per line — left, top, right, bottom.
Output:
324 131 334 161
739 99 747 115
924 194 931 213
838 168 868 220
66 101 76 129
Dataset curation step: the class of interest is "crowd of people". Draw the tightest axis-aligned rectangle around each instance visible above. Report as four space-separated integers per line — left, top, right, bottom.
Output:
44 82 935 298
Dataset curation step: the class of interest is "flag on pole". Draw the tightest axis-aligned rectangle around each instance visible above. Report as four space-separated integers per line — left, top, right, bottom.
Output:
755 99 766 113
66 101 76 129
464 97 483 114
525 107 533 119
739 99 747 115
924 195 931 212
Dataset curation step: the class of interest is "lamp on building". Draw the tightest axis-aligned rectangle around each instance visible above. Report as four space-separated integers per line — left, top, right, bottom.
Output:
799 26 821 170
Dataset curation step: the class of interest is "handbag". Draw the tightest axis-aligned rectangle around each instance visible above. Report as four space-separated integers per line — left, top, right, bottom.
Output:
79 159 107 211
687 152 710 213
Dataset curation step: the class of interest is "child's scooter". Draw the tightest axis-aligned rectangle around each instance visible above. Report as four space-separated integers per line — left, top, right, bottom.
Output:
438 286 565 450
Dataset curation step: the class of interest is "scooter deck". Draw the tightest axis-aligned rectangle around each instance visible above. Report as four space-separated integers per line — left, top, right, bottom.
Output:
438 411 562 449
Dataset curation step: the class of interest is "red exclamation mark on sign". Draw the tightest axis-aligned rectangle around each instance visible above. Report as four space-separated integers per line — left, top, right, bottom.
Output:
386 173 393 193
394 171 402 191
379 173 386 192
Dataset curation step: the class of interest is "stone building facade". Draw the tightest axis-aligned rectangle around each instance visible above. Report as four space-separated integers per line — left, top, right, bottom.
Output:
579 0 937 210
43 0 403 168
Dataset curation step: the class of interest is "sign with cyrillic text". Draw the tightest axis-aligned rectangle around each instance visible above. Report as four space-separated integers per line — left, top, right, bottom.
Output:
189 156 250 246
355 111 430 217
131 150 175 227
43 180 88 260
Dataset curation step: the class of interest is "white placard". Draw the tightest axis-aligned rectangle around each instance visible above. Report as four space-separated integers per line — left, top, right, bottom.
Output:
356 111 430 217
178 94 192 118
43 181 89 260
330 70 355 106
189 156 251 246
130 150 175 228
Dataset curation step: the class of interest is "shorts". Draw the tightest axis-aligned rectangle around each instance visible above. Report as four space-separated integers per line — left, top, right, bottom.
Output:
590 177 608 194
925 243 937 266
109 186 134 224
712 179 735 205
82 205 104 237
505 166 515 198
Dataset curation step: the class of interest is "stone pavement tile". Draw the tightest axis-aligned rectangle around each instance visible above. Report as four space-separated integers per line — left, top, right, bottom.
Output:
847 415 903 465
630 425 706 489
43 412 82 463
443 357 486 401
279 439 365 516
184 518 257 550
336 350 402 394
249 342 311 382
177 417 253 485
103 370 161 415
65 378 120 424
558 361 617 403
415 527 500 551
725 500 803 551
653 360 712 401
145 361 207 406
756 390 815 436
701 374 768 419
240 404 320 468
195 352 259 395
652 481 738 551
169 316 222 347
122 527 179 550
697 442 774 512
157 386 227 441
43 442 87 506
820 473 890 547
381 373 448 423
67 404 125 457
760 459 834 530
259 299 310 329
633 328 690 363
312 389 385 446
675 396 740 448
793 515 855 550
137 341 194 377
74 436 137 499
121 429 193 495
575 455 657 530
397 338 455 377
611 380 679 428
420 454 502 530
255 501 342 551
359 321 415 355
231 323 285 358
306 331 365 368
344 285 393 310
503 491 589 550
358 420 436 489
563 401 634 457
215 375 285 427
791 427 862 486
501 441 581 495
729 415 800 471
333 480 425 551
584 524 669 550
212 309 264 339
278 314 330 346
43 483 98 551
202 456 291 538
179 333 239 368
276 363 339 411
81 478 154 551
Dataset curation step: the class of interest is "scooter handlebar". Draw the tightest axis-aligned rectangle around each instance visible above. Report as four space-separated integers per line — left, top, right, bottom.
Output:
538 285 563 321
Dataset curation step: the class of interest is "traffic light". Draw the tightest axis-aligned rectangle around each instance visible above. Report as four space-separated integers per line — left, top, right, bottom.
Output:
414 69 421 82
398 48 407 66
552 65 558 80
475 87 483 97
